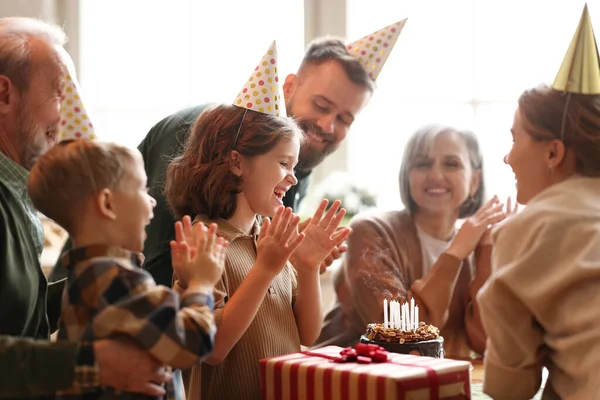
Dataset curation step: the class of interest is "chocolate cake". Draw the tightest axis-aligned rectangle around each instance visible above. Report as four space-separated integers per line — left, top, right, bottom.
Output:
360 322 445 358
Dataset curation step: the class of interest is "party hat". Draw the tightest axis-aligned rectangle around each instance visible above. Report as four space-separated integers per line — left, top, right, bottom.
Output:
552 4 600 94
346 19 407 80
58 71 96 140
233 41 285 117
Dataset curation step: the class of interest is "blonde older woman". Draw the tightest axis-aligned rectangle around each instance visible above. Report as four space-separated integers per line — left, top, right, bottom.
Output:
315 124 509 359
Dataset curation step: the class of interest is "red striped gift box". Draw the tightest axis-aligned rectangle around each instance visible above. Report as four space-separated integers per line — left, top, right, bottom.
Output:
260 346 471 400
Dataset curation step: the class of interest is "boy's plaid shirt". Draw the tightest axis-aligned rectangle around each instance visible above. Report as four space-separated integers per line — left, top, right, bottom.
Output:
57 245 216 399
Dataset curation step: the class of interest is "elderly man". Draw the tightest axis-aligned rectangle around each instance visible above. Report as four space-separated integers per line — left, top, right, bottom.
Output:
137 21 405 287
0 17 169 398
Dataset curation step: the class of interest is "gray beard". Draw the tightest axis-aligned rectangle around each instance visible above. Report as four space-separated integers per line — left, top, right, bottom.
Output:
16 112 50 170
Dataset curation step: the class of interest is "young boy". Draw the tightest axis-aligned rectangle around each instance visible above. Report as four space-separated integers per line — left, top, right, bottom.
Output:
27 140 227 399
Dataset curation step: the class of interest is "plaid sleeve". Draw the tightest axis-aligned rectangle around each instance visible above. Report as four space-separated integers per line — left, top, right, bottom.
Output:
55 341 100 396
72 342 100 389
69 260 216 370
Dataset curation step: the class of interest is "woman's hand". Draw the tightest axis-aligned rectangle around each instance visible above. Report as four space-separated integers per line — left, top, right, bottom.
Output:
479 196 519 245
446 196 506 260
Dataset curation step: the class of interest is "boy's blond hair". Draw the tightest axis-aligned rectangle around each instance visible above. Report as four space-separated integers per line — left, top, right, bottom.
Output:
27 140 136 233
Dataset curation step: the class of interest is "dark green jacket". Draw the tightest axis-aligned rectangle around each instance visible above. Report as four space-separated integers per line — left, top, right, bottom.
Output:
52 104 312 287
0 176 66 400
0 184 62 339
0 336 80 398
137 105 211 288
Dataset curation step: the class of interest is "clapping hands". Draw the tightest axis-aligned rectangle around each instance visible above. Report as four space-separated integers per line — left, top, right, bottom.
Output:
291 199 352 273
170 216 228 291
447 196 518 260
255 206 306 277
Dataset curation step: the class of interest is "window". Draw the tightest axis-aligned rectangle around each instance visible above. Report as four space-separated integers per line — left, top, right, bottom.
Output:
346 0 593 210
79 0 305 149
78 0 596 209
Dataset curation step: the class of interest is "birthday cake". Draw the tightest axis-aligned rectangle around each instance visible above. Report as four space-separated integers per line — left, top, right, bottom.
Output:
360 322 445 358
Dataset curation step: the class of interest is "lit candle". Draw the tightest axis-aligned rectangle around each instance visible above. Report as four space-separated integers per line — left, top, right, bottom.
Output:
401 304 405 331
410 298 415 331
400 302 405 331
394 301 399 329
415 305 419 328
396 301 401 329
383 298 388 328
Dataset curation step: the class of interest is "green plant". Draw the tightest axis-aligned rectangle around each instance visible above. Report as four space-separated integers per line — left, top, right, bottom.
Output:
318 172 377 221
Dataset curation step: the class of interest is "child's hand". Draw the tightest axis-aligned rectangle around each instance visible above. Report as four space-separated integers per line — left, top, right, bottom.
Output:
256 206 305 277
298 219 348 274
318 238 348 274
174 216 198 258
292 199 351 273
170 218 228 292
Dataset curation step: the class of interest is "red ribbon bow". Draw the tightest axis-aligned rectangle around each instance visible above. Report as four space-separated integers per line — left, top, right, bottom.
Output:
334 343 389 364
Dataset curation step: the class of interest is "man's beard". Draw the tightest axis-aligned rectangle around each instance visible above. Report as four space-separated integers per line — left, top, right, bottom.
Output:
287 101 338 172
16 104 56 170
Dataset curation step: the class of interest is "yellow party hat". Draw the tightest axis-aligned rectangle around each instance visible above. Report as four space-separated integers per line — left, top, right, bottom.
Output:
346 19 407 80
233 41 285 117
553 4 600 94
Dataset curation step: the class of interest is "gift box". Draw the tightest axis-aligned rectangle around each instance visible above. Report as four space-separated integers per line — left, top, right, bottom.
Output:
260 345 471 400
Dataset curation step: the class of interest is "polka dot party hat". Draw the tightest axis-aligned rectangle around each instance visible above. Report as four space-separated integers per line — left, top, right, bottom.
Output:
346 19 407 80
233 40 285 117
57 59 96 141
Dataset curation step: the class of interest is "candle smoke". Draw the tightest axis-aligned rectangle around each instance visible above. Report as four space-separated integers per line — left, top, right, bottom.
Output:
354 236 409 301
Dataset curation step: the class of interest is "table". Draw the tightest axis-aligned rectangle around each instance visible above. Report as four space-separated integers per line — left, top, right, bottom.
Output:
469 360 544 400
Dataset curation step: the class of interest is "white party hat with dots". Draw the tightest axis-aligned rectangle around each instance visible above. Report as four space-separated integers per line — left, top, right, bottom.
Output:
56 51 96 141
346 19 407 80
233 40 285 117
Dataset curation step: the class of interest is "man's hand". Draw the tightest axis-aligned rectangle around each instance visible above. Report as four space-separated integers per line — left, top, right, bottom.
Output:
94 339 171 397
